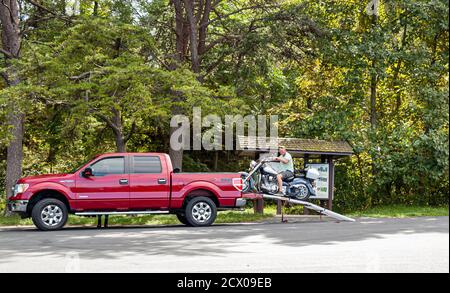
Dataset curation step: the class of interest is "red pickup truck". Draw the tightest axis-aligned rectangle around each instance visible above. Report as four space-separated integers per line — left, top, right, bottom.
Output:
7 152 245 230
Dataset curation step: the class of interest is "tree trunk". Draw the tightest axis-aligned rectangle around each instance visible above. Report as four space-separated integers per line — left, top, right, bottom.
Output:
370 64 377 128
169 125 184 170
369 13 378 129
114 133 126 153
173 0 186 65
197 0 212 56
369 13 378 177
393 21 407 113
213 151 218 171
169 0 191 171
168 0 214 170
5 110 23 199
111 108 126 152
93 1 99 16
1 0 23 205
183 0 200 73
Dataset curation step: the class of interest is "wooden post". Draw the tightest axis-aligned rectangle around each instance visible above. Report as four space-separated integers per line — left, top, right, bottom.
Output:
254 198 264 214
276 200 282 215
328 157 335 210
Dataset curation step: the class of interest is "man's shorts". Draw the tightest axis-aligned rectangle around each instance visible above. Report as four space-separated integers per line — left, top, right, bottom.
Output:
279 170 294 180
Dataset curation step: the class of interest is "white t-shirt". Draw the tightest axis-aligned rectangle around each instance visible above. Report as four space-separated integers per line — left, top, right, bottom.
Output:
278 152 294 173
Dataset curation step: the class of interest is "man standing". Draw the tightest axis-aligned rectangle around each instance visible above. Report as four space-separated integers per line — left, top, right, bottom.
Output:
274 146 294 195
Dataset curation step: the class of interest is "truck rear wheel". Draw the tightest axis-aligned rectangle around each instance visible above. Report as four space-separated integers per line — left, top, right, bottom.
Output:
184 197 217 227
31 198 68 231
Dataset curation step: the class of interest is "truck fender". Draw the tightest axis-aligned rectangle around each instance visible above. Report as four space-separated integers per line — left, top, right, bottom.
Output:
179 181 221 199
28 182 73 201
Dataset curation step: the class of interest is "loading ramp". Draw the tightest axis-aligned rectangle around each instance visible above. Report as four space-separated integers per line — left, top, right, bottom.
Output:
245 193 355 222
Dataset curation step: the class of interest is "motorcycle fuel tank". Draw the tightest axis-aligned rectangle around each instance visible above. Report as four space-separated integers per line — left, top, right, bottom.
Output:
262 164 278 175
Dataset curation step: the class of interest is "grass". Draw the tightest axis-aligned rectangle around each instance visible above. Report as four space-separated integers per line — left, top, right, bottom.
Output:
0 204 447 227
348 205 449 218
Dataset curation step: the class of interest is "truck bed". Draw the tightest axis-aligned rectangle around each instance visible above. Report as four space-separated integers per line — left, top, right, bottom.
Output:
170 172 242 208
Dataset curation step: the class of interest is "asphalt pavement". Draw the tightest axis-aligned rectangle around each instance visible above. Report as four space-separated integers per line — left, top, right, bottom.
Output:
0 216 448 273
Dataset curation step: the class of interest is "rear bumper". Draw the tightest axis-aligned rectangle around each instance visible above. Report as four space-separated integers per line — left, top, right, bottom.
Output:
235 198 247 207
7 200 29 213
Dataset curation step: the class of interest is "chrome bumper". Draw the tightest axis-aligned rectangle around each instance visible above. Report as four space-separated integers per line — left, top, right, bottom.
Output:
7 200 29 213
235 198 247 207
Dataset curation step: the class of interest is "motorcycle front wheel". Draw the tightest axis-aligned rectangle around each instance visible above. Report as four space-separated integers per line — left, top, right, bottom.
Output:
240 173 252 193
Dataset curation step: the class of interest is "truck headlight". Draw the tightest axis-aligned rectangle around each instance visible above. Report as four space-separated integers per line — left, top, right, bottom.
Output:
13 183 29 195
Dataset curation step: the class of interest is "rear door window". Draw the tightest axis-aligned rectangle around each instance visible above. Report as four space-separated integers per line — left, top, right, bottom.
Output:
132 156 162 174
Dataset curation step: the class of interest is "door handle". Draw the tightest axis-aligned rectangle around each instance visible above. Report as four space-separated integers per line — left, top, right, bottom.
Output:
158 178 167 184
119 179 128 185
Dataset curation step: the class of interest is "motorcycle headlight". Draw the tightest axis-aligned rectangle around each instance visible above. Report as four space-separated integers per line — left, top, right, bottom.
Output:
250 160 257 168
13 183 29 195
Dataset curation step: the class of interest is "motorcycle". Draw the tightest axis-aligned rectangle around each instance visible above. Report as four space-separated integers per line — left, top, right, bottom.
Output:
240 157 320 201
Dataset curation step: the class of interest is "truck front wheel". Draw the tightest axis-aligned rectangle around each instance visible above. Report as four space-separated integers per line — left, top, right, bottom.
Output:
184 197 217 227
31 198 68 231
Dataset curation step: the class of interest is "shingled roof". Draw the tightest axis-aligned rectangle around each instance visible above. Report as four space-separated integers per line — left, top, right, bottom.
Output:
236 135 353 157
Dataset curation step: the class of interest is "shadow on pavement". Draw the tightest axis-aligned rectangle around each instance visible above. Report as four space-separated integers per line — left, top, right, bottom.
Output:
0 217 448 263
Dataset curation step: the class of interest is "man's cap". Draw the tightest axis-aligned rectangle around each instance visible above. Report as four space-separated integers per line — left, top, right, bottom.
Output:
278 145 286 149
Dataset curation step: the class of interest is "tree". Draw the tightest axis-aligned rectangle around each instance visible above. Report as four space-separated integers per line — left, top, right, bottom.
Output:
1 0 23 202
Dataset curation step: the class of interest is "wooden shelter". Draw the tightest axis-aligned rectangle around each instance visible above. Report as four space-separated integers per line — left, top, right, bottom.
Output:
236 135 353 214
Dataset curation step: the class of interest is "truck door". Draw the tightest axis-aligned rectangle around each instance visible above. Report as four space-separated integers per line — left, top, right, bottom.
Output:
75 156 129 210
129 155 170 209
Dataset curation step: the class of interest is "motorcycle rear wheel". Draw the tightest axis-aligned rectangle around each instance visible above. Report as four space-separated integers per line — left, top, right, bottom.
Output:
291 183 310 201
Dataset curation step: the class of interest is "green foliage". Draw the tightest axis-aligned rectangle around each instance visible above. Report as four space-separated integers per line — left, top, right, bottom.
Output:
347 204 449 218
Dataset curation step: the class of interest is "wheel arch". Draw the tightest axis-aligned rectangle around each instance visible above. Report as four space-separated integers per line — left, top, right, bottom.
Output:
182 188 220 209
27 189 71 215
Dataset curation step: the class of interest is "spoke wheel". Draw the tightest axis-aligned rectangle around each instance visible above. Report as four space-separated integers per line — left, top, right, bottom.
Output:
294 184 310 201
185 196 217 227
191 202 212 223
41 205 63 226
32 198 68 231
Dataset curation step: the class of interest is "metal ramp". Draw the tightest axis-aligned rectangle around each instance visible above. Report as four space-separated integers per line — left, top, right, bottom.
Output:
261 194 355 222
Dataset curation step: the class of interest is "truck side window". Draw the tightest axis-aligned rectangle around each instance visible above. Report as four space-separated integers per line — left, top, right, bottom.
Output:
132 156 162 174
90 157 125 176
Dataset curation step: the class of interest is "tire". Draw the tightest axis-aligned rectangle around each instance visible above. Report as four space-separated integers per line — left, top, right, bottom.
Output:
292 183 311 201
31 198 68 231
240 173 251 193
184 197 217 227
176 213 189 225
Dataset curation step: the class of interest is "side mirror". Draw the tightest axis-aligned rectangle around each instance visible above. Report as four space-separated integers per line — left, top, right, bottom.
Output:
173 168 181 173
82 167 93 177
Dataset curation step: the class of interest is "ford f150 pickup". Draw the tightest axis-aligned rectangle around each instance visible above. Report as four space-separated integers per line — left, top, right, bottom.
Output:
7 152 245 230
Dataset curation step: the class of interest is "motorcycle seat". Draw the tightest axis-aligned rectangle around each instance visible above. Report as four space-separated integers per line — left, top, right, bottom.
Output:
284 176 295 182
